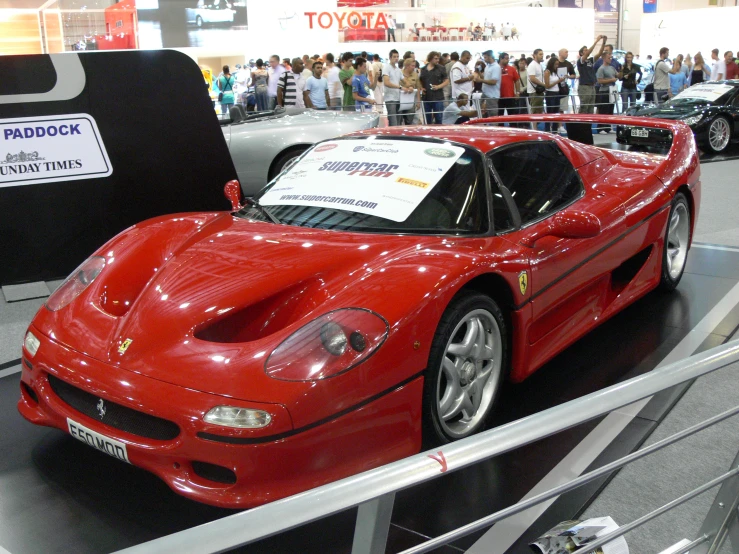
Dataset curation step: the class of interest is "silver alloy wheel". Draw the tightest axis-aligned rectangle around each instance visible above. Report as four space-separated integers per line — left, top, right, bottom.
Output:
708 117 731 152
436 309 503 439
666 202 690 280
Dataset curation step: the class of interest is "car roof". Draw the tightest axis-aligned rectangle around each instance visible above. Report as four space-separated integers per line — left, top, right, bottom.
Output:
350 125 604 168
352 125 561 154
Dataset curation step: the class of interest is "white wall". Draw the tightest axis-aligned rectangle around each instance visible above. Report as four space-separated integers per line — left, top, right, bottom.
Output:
639 6 739 59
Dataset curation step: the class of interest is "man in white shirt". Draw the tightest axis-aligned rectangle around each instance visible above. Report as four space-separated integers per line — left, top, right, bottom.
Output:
383 49 404 126
324 53 343 109
710 48 725 81
527 48 545 114
386 14 396 42
442 93 477 124
277 57 306 108
451 50 475 108
653 46 679 104
267 54 285 110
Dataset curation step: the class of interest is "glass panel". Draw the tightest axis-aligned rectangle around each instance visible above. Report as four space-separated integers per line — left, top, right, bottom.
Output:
244 139 489 235
489 142 582 225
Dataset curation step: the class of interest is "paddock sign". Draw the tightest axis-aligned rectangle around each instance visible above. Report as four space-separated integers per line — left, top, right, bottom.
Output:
0 114 111 188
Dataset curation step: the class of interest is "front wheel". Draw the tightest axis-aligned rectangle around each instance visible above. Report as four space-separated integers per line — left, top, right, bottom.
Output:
659 192 691 292
269 148 306 180
196 15 204 28
706 116 731 153
422 292 508 445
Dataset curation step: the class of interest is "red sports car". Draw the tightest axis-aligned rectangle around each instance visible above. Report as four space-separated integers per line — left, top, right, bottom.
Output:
18 115 700 508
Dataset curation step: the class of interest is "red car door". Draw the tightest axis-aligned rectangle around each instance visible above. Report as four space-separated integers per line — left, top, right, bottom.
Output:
488 140 625 371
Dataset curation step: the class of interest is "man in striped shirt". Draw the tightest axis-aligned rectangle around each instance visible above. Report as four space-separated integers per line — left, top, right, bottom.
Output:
277 58 306 108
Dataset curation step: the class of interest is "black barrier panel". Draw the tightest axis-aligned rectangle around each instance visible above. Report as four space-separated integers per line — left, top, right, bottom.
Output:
0 51 236 285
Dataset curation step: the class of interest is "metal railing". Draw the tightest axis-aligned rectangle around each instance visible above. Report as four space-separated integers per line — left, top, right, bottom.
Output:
115 340 739 554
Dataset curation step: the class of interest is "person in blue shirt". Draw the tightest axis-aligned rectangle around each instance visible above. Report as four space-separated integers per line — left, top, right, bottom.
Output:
351 57 376 111
304 60 330 109
669 59 687 98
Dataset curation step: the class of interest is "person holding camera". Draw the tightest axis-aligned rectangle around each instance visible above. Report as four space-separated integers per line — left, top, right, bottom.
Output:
527 49 546 118
577 35 607 114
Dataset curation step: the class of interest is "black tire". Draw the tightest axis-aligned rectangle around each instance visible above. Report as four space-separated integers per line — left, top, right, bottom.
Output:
269 148 306 180
659 192 691 292
195 15 203 28
422 291 508 446
705 116 732 154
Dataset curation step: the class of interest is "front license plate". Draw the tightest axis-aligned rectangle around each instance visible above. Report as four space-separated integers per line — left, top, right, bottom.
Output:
67 418 130 464
631 128 649 138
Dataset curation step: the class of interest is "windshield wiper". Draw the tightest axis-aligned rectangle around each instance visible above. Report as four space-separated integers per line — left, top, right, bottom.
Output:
242 197 281 224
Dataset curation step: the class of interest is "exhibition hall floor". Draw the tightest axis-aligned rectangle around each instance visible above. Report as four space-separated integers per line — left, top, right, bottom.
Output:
1 158 739 554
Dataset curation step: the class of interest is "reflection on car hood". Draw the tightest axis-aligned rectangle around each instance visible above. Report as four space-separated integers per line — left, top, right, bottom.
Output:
39 215 485 400
626 104 707 121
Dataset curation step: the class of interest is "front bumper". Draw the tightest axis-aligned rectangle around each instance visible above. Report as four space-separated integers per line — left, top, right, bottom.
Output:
18 327 422 508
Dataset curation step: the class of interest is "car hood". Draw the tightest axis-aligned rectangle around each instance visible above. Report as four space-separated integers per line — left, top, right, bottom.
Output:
628 104 709 121
34 214 486 400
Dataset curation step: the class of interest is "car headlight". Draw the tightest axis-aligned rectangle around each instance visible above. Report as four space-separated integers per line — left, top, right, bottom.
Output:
46 256 105 311
265 308 389 381
24 331 40 358
683 114 703 126
203 406 272 428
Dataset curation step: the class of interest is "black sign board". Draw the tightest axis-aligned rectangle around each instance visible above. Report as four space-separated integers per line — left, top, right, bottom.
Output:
0 50 236 285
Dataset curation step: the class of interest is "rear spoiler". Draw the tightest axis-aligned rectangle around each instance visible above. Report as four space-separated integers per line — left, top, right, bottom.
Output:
463 114 699 190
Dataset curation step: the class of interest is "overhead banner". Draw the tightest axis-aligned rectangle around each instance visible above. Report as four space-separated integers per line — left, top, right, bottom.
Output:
643 0 657 13
260 138 464 222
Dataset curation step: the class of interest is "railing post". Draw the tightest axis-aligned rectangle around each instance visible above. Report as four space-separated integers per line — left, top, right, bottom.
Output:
689 448 739 554
351 492 396 554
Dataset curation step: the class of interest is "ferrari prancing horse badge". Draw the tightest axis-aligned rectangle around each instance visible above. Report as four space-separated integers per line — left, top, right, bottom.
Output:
118 338 133 354
518 271 528 295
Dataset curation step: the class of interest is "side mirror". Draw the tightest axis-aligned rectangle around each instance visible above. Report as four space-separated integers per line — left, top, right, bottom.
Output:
521 211 601 248
223 180 243 211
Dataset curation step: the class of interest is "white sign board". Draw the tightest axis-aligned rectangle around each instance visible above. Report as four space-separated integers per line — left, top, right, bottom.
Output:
260 138 465 222
673 84 734 103
0 113 112 188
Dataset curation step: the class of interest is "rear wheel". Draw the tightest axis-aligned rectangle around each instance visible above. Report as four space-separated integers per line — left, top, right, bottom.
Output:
422 292 508 445
659 192 691 292
706 116 731 153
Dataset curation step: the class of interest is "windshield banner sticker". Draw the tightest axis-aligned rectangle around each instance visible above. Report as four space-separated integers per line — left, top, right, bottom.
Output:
0 114 112 188
260 138 465 222
673 84 733 103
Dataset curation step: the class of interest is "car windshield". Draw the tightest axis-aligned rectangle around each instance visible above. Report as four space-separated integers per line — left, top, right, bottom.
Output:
669 84 735 106
238 138 488 235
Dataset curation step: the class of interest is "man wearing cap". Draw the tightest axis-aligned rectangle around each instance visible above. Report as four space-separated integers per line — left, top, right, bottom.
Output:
478 50 501 117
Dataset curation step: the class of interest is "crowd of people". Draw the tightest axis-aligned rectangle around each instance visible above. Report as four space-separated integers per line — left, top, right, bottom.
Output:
215 37 739 129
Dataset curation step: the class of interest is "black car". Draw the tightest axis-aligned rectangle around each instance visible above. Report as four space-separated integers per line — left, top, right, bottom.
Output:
617 81 739 153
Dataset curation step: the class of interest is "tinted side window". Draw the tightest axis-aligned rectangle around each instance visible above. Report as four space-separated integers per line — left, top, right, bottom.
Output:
490 142 583 225
487 161 515 232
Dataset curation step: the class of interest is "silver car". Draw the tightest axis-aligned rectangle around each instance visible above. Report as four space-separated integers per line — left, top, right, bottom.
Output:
222 107 380 196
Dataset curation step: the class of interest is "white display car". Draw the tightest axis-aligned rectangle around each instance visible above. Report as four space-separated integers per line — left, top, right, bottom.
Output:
185 0 235 28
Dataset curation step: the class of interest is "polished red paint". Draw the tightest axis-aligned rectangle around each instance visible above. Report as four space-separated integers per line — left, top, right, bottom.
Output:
18 116 701 508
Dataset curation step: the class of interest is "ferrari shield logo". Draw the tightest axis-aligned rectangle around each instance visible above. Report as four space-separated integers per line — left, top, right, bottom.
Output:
518 271 528 295
118 338 133 354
